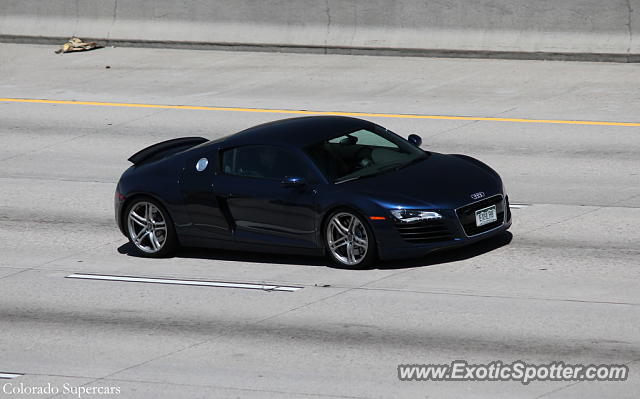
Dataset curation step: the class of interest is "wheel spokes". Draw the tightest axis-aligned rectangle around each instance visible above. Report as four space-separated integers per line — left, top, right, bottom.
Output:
327 212 369 266
149 232 160 251
329 236 348 250
347 216 356 233
128 201 167 254
346 243 356 263
130 211 146 226
135 227 147 241
331 218 350 235
137 230 150 245
352 235 367 248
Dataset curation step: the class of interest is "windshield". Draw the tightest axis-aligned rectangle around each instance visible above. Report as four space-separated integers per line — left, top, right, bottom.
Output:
304 127 427 183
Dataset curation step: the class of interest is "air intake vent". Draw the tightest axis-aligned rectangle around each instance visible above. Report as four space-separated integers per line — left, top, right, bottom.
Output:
394 219 454 243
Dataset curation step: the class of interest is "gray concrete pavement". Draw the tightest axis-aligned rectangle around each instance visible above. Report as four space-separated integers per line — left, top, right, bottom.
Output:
0 44 639 398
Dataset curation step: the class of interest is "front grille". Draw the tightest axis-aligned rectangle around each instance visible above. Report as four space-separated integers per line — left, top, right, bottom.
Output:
394 219 454 244
456 195 504 236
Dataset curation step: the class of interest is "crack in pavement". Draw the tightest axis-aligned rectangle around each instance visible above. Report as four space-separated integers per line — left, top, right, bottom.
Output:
524 191 640 235
54 267 417 395
0 108 169 163
626 0 634 55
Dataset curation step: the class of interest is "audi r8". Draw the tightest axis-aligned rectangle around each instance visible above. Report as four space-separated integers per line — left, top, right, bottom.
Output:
115 116 511 268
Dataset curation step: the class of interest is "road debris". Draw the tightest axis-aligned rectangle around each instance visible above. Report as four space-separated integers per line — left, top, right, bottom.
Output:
54 37 103 54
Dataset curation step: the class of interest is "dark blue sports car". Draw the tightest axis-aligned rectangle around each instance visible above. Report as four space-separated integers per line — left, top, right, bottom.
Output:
115 116 511 268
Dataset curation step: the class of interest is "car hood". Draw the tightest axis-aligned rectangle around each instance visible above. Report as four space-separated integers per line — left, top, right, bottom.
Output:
341 152 503 209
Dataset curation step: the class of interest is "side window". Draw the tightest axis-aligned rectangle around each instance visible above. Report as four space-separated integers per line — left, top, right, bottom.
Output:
221 145 312 180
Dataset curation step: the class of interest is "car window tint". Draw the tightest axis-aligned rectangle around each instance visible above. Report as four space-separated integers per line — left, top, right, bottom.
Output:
222 146 311 180
328 129 398 148
306 127 425 183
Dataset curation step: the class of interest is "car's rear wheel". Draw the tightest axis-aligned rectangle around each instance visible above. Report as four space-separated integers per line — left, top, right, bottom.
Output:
325 210 376 268
126 197 177 257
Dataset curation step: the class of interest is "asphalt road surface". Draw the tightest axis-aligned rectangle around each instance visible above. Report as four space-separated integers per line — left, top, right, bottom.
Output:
0 44 639 398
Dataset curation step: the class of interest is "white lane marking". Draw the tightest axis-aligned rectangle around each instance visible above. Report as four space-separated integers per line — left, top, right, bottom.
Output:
509 203 531 209
0 373 22 379
66 273 302 292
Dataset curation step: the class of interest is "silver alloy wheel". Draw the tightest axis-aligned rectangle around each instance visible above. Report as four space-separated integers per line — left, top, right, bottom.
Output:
127 201 167 254
326 212 369 266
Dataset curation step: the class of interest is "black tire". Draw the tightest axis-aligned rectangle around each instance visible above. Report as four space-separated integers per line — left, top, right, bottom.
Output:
324 208 377 269
125 196 178 258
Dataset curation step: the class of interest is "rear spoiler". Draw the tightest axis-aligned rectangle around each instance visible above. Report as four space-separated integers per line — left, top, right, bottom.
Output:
128 137 208 165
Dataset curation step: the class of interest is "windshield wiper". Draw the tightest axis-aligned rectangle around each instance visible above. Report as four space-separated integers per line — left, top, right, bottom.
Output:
335 155 428 184
395 155 427 171
335 161 409 184
368 156 426 175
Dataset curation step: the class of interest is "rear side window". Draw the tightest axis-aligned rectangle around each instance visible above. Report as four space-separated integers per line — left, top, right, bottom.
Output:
221 145 312 180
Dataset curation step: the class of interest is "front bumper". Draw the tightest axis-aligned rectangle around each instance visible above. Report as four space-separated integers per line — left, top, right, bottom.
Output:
374 195 512 260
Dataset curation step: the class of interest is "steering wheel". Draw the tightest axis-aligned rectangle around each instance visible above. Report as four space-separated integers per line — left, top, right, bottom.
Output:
354 147 374 169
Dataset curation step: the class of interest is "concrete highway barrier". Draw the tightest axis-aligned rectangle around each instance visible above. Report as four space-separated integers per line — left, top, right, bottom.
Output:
1 0 638 61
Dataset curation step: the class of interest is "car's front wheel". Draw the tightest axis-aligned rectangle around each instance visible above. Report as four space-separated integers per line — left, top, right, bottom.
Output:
325 210 377 268
126 197 177 257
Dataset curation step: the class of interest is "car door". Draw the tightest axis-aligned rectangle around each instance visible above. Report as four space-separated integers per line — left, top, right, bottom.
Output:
214 145 319 248
179 149 237 243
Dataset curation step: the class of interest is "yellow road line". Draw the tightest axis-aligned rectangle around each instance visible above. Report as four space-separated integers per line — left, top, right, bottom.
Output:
2 97 639 127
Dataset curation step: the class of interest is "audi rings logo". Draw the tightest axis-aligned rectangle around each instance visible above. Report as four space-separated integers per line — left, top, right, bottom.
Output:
471 192 485 200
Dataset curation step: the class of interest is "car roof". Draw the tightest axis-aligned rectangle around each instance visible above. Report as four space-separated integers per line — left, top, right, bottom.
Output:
212 116 377 148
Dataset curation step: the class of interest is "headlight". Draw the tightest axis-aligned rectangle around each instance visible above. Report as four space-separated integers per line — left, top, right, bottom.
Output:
390 209 442 223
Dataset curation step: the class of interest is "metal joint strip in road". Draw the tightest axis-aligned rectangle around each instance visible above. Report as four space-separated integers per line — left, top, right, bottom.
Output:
66 273 303 292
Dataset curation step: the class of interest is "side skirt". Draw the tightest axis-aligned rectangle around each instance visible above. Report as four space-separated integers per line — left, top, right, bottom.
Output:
178 234 325 257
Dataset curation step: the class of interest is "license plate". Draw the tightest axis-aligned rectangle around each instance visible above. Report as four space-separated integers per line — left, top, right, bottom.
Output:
475 205 497 227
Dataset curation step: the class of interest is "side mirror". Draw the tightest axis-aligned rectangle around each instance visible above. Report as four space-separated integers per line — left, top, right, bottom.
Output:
408 134 422 147
281 176 307 189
